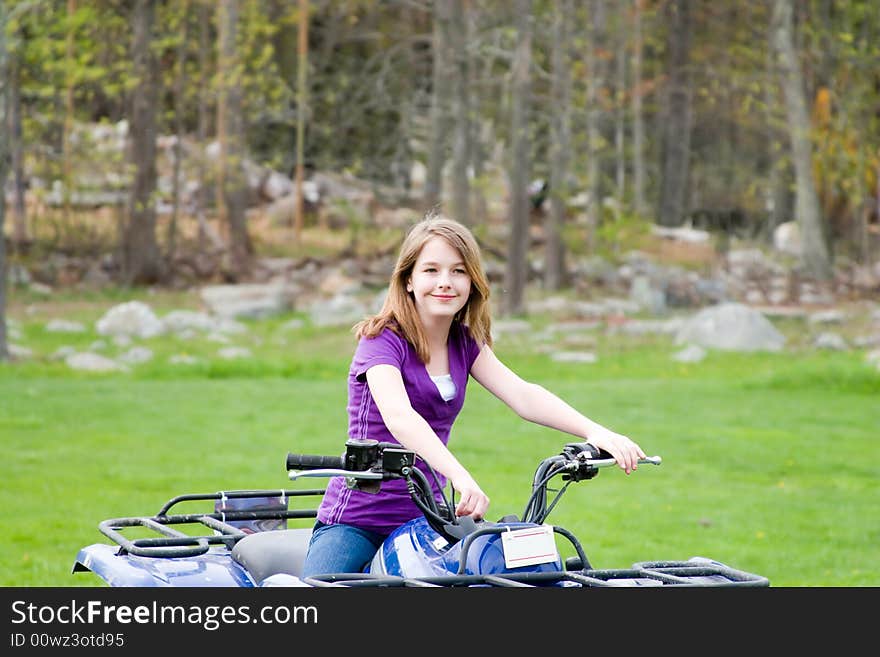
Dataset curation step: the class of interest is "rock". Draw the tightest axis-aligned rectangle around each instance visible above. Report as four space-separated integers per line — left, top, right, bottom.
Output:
549 351 597 363
65 352 127 372
118 346 155 364
307 294 369 327
8 344 33 360
96 301 165 339
674 302 786 352
813 332 848 350
162 310 219 333
200 283 295 319
218 346 252 359
45 319 86 333
773 221 801 256
169 354 200 365
673 344 707 362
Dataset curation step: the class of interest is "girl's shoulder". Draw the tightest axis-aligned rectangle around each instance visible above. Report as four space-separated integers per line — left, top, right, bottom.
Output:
356 323 408 355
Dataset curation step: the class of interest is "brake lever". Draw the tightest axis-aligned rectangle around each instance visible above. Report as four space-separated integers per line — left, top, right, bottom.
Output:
580 455 662 468
288 469 383 480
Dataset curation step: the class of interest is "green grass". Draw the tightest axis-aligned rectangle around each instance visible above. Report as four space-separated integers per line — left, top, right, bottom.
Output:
2 289 878 587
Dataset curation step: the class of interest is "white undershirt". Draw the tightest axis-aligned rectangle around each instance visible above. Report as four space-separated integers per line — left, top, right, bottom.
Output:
430 373 456 401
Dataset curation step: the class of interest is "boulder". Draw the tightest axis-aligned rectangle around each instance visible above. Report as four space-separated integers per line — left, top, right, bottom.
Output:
674 302 786 352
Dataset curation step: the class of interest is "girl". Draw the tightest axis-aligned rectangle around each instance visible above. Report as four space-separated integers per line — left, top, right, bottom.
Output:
300 213 645 576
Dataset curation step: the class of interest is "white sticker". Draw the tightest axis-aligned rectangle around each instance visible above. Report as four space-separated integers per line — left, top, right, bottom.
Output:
500 525 559 569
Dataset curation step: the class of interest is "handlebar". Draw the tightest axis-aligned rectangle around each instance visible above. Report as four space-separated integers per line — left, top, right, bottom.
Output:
557 442 661 480
286 453 346 471
285 439 662 537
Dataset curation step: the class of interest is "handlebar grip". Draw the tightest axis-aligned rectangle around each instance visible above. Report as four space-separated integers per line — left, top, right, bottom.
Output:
286 453 345 471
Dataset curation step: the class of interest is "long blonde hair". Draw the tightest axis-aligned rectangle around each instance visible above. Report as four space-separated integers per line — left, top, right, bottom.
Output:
354 213 493 363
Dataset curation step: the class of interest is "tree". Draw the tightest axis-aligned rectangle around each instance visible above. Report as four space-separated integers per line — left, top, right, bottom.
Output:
503 0 532 316
217 0 252 280
545 0 572 291
583 0 606 247
194 0 222 254
630 0 647 217
771 0 832 280
656 0 693 227
164 0 190 264
424 0 452 211
7 10 26 251
122 0 162 285
293 0 308 240
448 0 470 226
1 0 10 361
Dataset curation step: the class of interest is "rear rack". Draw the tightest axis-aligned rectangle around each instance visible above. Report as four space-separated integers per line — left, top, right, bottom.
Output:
98 489 323 559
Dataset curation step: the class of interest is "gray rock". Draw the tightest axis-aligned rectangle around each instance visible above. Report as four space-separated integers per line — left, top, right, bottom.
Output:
65 352 127 372
200 283 295 320
96 301 165 339
813 332 848 350
45 319 86 333
672 344 707 362
674 302 785 352
549 351 597 363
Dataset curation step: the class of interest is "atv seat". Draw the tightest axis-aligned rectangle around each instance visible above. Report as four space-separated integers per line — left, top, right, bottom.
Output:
231 527 313 584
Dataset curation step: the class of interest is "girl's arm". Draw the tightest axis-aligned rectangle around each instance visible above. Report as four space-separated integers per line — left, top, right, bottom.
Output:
470 344 646 473
365 364 490 518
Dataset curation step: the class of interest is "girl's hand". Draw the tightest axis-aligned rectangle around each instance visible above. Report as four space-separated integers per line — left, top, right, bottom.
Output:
450 473 490 519
589 428 646 474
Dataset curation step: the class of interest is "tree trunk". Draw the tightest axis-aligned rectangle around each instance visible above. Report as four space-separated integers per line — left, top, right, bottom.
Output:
771 0 832 280
123 0 162 285
62 0 76 222
425 0 453 211
195 1 221 253
584 0 606 248
449 0 470 226
467 6 488 224
631 0 647 217
545 0 572 291
656 0 693 227
503 0 532 316
294 0 309 239
8 30 27 251
0 0 10 360
218 0 252 280
166 0 189 265
614 7 626 201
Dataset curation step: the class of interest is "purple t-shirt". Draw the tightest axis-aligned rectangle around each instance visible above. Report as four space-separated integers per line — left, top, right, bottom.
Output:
316 322 483 534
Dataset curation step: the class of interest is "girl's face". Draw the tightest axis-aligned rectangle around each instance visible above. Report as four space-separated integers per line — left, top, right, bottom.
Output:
407 236 472 324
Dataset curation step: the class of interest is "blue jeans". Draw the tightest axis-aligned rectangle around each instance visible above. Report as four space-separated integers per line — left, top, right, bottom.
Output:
300 521 388 578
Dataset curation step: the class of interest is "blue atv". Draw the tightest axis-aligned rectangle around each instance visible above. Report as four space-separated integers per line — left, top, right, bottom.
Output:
73 440 769 588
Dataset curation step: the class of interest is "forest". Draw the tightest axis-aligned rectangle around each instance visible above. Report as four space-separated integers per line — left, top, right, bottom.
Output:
1 0 879 359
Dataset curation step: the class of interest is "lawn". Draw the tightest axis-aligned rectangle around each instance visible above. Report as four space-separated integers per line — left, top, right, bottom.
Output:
2 288 878 587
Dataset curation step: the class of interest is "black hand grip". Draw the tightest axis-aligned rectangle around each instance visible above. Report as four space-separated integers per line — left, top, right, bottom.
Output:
563 442 612 460
286 453 345 471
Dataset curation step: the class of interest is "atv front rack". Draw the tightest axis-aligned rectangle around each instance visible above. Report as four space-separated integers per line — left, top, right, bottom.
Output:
98 489 323 558
295 558 770 588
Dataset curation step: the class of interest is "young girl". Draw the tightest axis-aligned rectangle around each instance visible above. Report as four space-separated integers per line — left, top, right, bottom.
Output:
300 213 645 577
